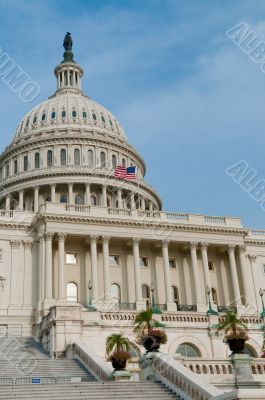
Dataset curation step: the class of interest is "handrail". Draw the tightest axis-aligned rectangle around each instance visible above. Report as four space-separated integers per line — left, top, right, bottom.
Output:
66 342 112 381
151 353 237 400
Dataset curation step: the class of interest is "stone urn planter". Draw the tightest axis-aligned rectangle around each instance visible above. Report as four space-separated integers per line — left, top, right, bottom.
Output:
226 338 247 354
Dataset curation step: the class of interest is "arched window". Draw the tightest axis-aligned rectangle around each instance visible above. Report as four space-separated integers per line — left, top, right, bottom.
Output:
67 282 78 303
75 194 83 205
122 158 126 167
60 193 67 203
212 288 218 304
14 160 18 174
100 151 106 168
88 150 94 167
112 154 117 169
172 286 179 304
35 152 40 169
24 156 28 171
60 149 66 166
90 194 97 206
74 148 80 166
142 284 150 308
47 150 53 167
111 283 121 303
176 343 200 358
244 344 257 357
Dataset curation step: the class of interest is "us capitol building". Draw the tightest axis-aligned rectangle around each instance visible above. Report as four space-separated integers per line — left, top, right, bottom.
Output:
0 34 264 367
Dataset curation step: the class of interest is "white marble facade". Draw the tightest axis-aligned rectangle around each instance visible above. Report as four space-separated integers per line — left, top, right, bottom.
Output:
0 39 264 359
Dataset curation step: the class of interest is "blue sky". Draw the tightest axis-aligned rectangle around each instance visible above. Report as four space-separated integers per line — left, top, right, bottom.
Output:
0 0 265 227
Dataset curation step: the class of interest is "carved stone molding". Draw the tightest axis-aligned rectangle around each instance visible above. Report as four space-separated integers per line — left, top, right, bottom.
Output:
237 244 246 254
57 232 67 241
248 254 257 263
45 232 54 240
9 240 20 248
22 240 33 250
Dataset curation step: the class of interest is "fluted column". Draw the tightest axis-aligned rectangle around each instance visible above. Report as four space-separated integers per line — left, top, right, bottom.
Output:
58 233 66 300
117 188 122 209
68 183 73 205
130 192 135 209
102 236 111 299
238 245 253 306
38 236 44 304
132 237 144 309
200 242 213 304
86 183 91 206
51 184 56 203
227 244 241 306
90 235 99 300
9 240 21 308
34 186 39 212
45 232 54 299
19 190 24 211
141 197 146 210
102 185 107 207
190 242 203 306
162 240 176 311
22 241 33 308
6 194 10 211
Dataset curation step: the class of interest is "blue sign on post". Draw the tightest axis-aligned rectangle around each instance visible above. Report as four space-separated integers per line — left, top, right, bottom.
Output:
32 378 41 384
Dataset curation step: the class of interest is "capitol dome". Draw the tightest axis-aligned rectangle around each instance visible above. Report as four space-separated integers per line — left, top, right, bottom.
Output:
0 33 161 212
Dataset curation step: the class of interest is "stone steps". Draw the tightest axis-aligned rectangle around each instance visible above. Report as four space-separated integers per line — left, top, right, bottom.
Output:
0 382 178 399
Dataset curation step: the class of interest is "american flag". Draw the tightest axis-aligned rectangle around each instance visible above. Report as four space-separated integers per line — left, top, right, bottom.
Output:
114 166 136 180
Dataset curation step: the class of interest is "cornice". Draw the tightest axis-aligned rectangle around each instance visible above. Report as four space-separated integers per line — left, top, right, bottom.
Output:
244 239 265 246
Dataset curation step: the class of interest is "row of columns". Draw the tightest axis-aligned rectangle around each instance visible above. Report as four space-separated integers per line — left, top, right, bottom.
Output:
5 183 155 212
38 233 252 310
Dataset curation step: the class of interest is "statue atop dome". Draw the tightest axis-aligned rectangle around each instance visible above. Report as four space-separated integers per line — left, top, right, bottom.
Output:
63 32 73 51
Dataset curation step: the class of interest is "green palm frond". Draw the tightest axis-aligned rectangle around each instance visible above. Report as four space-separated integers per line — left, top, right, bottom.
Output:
105 333 130 355
217 311 248 335
133 309 153 335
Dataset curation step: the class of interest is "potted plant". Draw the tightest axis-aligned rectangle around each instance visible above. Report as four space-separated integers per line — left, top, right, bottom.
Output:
106 333 132 371
217 311 249 354
133 309 167 353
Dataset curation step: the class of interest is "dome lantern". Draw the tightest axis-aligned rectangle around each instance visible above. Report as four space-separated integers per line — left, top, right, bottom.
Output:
54 32 84 94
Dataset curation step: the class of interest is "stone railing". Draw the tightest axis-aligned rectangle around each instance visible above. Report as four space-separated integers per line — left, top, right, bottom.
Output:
66 342 112 381
150 353 237 400
39 202 243 228
251 359 265 376
161 313 208 324
0 210 33 223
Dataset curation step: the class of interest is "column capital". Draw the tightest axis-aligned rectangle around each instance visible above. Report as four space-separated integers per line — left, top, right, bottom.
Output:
190 241 198 250
161 239 170 248
22 240 33 250
45 232 54 240
248 254 257 263
102 235 111 243
227 244 236 253
34 185 39 190
131 237 141 246
58 233 67 242
200 242 209 250
10 240 20 248
50 183 56 188
238 244 246 254
90 234 99 244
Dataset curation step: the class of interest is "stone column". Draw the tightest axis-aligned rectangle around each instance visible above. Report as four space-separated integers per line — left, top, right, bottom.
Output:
85 183 91 206
227 244 241 306
117 188 122 209
190 242 204 310
34 186 39 212
5 194 10 211
45 232 54 300
200 242 213 304
22 241 33 308
58 233 67 300
38 237 44 304
132 238 145 310
102 185 107 207
149 202 154 211
102 236 111 300
51 184 56 203
68 183 73 205
162 240 176 311
9 240 21 309
90 235 99 300
141 197 146 210
238 245 254 307
130 192 135 209
19 190 24 211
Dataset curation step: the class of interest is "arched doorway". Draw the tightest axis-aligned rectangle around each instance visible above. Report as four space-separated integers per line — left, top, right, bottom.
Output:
67 282 78 303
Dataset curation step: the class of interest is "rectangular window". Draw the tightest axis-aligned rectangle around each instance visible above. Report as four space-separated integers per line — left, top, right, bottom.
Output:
23 156 28 171
66 253 79 264
140 257 148 267
208 261 215 271
109 255 120 267
169 258 176 268
14 160 18 174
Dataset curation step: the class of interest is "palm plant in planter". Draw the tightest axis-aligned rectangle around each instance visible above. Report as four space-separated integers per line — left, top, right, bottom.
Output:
106 333 132 371
217 311 249 354
133 309 167 353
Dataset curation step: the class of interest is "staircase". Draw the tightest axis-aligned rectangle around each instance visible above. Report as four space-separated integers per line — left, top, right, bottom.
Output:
0 337 179 399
